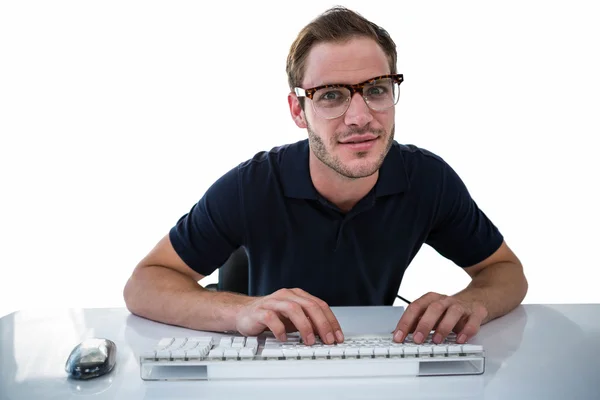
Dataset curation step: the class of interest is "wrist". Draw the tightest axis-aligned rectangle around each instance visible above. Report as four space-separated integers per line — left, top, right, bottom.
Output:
218 291 255 332
452 290 490 322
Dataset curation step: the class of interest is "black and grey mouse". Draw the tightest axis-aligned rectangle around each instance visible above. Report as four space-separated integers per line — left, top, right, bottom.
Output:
65 338 117 380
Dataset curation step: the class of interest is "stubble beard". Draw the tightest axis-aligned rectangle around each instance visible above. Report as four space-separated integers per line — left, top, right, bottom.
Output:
307 121 395 179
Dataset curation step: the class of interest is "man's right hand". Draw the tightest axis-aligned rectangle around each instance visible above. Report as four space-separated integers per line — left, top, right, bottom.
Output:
235 288 345 345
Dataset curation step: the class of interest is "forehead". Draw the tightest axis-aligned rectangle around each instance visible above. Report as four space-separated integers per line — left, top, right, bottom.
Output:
302 37 390 88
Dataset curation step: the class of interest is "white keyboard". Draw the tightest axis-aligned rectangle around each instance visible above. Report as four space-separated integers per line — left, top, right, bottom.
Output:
139 332 485 380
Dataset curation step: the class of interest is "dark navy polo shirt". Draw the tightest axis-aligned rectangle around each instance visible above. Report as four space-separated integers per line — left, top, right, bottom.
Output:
169 139 503 306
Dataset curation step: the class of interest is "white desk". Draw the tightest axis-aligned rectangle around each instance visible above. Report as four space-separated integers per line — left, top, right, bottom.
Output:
1 304 599 399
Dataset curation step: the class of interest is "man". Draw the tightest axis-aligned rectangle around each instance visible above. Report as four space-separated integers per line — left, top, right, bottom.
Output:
123 6 528 347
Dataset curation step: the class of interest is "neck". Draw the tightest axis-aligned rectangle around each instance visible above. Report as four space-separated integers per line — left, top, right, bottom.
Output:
309 151 378 213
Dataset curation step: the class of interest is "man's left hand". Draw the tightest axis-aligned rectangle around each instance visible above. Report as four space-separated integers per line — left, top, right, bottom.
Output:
392 292 488 344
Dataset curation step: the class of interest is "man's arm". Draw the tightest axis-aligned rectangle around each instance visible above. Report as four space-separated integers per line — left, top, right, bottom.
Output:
454 240 528 324
393 241 527 344
123 234 249 332
392 152 527 344
123 234 344 345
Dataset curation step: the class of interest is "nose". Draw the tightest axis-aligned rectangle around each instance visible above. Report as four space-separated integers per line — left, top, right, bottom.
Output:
344 92 373 127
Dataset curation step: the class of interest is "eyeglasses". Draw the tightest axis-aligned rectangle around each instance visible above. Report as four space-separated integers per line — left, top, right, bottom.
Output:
294 74 403 120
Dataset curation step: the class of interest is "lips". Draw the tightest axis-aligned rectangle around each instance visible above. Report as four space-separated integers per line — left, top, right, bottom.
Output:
339 134 378 144
338 135 379 151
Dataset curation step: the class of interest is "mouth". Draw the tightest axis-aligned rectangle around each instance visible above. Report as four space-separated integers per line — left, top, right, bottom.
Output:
338 134 379 151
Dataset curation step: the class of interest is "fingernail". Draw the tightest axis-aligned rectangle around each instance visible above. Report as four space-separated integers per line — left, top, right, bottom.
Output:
393 330 404 342
279 334 287 342
335 330 344 342
458 334 467 343
326 332 335 344
414 332 424 343
306 333 315 345
433 333 443 344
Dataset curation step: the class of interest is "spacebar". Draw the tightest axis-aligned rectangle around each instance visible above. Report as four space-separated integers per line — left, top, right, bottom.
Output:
207 359 420 380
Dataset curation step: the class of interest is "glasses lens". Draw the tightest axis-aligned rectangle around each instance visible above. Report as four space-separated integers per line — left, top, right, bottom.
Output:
363 78 399 111
312 86 351 119
309 77 401 119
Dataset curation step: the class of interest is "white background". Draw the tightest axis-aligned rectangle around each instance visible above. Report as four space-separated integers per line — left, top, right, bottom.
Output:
1 0 599 319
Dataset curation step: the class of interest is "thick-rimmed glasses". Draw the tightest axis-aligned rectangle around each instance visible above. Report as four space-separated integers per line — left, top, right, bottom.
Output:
294 74 403 120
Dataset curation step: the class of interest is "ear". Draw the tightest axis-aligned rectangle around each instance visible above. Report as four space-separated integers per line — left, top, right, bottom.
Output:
288 92 307 129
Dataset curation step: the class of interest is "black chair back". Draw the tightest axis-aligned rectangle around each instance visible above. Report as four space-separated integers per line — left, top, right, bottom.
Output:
204 247 249 295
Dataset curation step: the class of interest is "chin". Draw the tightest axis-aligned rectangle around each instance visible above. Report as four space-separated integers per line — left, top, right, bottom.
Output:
339 159 382 179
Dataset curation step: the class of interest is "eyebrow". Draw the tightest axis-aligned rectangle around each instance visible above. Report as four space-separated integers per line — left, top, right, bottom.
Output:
310 74 399 90
317 76 383 87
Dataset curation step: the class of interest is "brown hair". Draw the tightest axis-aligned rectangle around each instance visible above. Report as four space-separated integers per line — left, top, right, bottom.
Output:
286 6 398 95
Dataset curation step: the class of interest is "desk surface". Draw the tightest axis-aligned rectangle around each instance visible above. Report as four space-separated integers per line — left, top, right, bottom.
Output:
1 304 599 399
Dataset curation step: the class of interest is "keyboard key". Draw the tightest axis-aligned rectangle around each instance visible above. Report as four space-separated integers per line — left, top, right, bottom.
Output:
157 338 174 349
297 347 314 358
329 348 345 358
389 347 404 357
170 340 199 359
261 349 283 358
171 350 187 360
239 347 256 358
156 350 171 359
188 336 213 341
283 348 299 358
359 347 374 357
448 345 462 354
223 348 239 359
418 345 433 356
344 347 359 358
197 344 211 358
462 344 484 353
403 346 418 356
166 338 187 351
314 348 329 358
445 333 457 343
433 345 448 356
208 347 225 359
374 348 389 357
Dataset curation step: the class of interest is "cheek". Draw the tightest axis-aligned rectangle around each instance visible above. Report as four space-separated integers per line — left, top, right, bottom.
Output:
369 115 394 137
383 110 395 130
328 123 347 143
309 118 340 143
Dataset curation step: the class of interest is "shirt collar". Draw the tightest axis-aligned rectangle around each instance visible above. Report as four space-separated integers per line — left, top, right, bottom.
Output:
280 139 409 199
375 141 410 196
280 140 318 199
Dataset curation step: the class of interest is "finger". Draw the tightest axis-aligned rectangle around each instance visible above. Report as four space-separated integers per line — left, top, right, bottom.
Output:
455 307 487 343
280 317 298 333
262 298 316 345
411 298 451 344
452 315 470 334
290 288 344 344
393 307 423 343
432 303 467 344
257 309 287 342
280 315 317 335
393 292 442 342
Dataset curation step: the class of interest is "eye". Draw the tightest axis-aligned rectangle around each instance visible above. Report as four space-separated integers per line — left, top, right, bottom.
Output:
366 85 388 96
319 90 344 101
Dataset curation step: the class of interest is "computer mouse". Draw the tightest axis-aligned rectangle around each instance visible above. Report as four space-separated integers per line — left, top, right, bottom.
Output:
65 338 117 380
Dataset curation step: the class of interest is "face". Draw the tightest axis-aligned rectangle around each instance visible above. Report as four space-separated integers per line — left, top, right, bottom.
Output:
289 37 396 179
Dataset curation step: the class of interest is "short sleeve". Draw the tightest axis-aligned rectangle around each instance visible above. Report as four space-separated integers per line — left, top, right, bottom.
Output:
169 166 245 276
425 160 504 268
